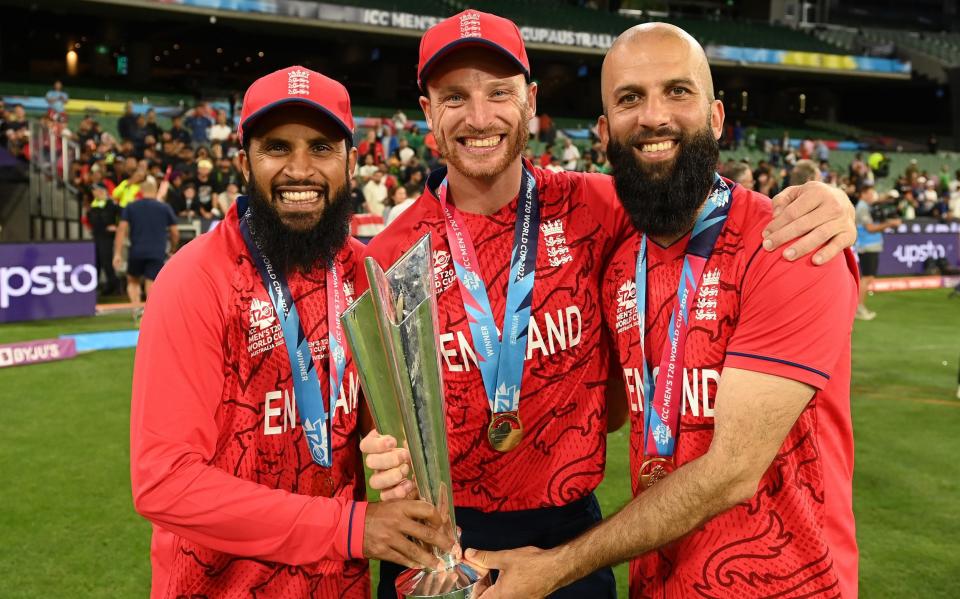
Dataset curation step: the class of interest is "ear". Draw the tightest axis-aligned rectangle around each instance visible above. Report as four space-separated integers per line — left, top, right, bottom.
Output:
238 148 250 184
526 81 538 121
710 99 725 141
597 114 610 153
419 95 433 131
347 144 358 177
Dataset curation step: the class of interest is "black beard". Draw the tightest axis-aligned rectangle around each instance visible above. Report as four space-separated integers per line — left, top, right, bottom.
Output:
607 123 719 239
246 172 352 274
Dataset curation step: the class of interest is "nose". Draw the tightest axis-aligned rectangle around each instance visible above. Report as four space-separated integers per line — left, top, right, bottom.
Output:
463 94 494 132
634 94 671 134
282 145 316 182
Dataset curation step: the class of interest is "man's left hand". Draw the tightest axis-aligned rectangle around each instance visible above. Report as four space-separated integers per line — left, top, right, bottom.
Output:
763 181 856 265
464 546 564 599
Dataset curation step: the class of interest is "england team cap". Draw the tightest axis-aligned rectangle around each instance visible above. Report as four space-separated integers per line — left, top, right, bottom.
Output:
238 66 354 146
417 10 530 92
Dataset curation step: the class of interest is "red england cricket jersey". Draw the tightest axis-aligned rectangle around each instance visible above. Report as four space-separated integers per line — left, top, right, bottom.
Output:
601 181 859 598
364 161 630 512
131 201 369 599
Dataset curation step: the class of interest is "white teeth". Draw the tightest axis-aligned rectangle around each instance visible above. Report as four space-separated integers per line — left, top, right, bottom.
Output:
279 191 320 203
641 141 675 153
463 135 502 148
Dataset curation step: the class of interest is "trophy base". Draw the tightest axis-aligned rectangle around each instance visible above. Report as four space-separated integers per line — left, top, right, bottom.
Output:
395 563 490 598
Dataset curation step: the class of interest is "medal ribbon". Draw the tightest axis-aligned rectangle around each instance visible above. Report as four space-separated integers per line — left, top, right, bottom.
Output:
239 202 346 468
436 166 540 415
636 175 732 459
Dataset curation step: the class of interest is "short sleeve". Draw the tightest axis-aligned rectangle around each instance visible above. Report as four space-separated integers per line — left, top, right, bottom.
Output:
855 202 872 227
724 247 858 390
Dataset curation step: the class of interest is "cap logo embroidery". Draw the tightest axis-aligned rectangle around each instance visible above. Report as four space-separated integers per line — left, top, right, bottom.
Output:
287 69 310 96
459 11 481 38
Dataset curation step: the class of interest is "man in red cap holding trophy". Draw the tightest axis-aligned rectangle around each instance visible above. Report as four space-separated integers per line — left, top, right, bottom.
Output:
130 66 452 599
361 10 858 599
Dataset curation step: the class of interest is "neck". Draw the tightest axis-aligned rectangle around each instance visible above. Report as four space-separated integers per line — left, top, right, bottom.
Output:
445 157 523 216
648 197 708 247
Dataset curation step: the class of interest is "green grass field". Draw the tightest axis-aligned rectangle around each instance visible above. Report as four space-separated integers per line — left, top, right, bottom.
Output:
2 290 959 598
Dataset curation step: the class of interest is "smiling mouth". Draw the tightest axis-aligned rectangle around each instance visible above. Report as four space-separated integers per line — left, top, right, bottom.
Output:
458 134 506 149
275 189 324 206
638 140 677 153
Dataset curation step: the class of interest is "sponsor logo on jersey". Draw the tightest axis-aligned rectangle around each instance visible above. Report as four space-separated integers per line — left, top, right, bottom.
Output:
247 297 283 357
541 219 573 267
433 249 457 294
615 279 638 333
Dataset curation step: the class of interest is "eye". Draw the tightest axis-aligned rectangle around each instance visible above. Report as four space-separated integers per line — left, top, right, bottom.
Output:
619 93 639 105
669 86 690 97
312 143 332 153
264 142 287 153
444 93 464 104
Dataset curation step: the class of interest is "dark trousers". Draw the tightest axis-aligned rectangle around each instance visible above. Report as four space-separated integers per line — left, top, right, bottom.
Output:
94 235 118 294
377 493 616 599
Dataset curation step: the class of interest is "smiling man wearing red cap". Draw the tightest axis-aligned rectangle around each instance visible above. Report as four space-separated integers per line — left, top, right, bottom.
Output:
129 66 452 599
361 10 858 599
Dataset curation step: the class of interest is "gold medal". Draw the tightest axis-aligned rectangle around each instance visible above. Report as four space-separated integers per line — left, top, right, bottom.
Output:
487 412 523 452
638 457 673 488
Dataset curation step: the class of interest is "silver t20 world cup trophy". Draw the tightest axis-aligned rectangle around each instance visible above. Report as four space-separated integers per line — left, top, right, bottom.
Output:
341 234 487 599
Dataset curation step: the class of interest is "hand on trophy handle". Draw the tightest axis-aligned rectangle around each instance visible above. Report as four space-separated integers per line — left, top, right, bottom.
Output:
361 429 419 500
363 499 454 571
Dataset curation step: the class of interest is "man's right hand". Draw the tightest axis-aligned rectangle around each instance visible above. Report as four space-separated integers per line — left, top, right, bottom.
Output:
360 429 417 500
363 499 453 570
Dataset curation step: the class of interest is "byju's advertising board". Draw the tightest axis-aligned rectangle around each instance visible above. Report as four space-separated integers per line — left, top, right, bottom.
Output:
0 242 97 323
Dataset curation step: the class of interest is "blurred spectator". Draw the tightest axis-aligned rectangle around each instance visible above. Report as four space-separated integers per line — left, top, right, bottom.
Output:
144 109 163 140
208 111 231 144
46 80 68 121
561 137 580 171
113 168 146 207
395 137 415 164
725 162 754 190
539 143 554 168
384 184 414 226
113 176 179 322
815 139 830 162
363 170 388 217
118 102 138 141
350 177 366 214
86 183 122 296
546 155 564 173
358 129 384 164
538 113 555 144
189 159 217 207
2 104 29 159
358 153 378 180
168 114 192 145
789 159 820 186
185 103 214 147
217 181 241 214
855 183 901 320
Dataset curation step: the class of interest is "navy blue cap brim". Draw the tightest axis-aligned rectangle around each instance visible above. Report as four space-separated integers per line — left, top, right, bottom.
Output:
240 97 353 147
418 38 530 92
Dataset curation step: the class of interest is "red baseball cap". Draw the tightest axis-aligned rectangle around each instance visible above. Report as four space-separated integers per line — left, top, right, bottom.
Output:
417 10 530 92
238 66 354 146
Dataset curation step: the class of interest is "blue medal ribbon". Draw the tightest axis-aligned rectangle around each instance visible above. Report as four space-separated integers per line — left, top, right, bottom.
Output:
239 200 345 468
436 166 540 415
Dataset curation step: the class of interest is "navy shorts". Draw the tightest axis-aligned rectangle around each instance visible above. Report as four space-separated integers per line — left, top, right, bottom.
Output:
126 256 164 281
377 493 616 599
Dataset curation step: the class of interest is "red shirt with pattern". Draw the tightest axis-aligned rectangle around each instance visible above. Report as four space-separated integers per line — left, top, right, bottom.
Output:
601 182 859 599
131 200 369 599
363 161 630 512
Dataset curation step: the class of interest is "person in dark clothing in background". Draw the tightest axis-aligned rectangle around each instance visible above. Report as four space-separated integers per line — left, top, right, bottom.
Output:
87 183 122 295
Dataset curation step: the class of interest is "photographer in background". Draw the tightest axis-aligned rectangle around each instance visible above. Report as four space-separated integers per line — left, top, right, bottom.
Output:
856 182 902 320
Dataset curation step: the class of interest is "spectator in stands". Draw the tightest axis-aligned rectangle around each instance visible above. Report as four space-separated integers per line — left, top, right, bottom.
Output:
546 155 564 173
164 172 189 216
405 123 425 156
113 176 179 323
561 137 580 170
383 184 414 226
217 181 240 214
185 103 214 148
538 112 555 144
732 120 744 150
394 137 415 164
113 168 146 208
755 169 778 198
45 80 68 121
400 155 426 185
2 104 29 156
169 114 192 145
725 161 754 190
528 114 539 141
929 133 938 154
190 159 216 206
350 176 366 214
358 129 384 164
208 110 231 144
855 183 901 320
539 143 554 168
789 159 821 186
358 153 378 181
363 169 388 217
87 183 122 296
212 157 236 193
118 101 139 141
405 168 425 196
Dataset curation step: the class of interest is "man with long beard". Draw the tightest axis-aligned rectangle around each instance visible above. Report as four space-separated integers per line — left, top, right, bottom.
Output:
361 11 859 599
129 66 451 599
464 24 859 599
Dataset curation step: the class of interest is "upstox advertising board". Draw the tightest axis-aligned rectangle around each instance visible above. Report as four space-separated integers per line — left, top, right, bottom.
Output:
0 242 98 323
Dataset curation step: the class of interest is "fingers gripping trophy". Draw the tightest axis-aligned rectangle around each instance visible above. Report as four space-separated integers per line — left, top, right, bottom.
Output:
342 234 488 598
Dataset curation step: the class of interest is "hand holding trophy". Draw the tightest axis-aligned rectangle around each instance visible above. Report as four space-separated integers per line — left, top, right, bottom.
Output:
342 234 489 598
